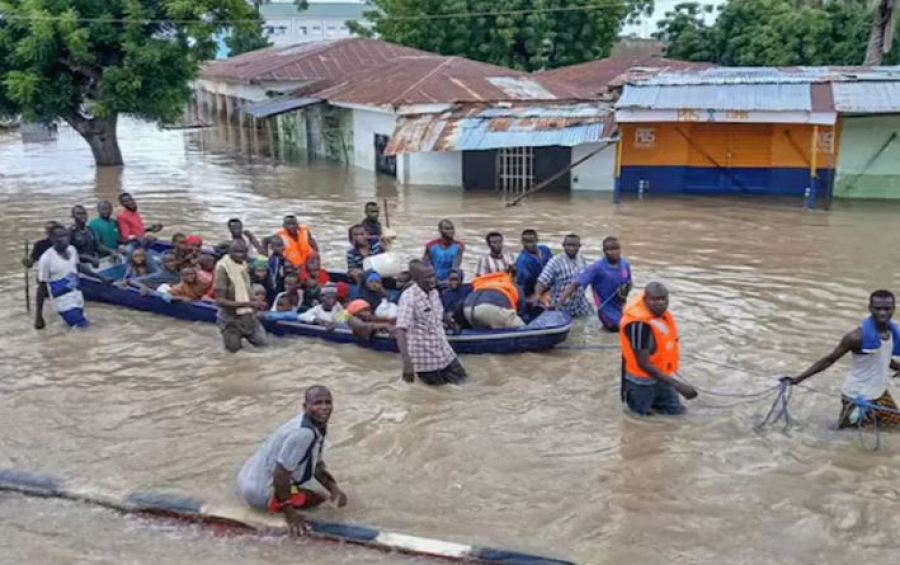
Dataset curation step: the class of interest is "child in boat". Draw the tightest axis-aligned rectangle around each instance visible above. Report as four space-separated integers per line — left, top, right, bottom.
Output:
166 266 212 302
440 269 470 314
337 299 394 340
267 238 288 304
121 246 156 279
298 284 343 327
359 271 398 320
264 293 300 322
270 272 302 313
252 284 269 312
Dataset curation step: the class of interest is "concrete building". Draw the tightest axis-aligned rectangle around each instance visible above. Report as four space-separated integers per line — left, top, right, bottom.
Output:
195 38 426 126
259 1 366 47
615 68 839 205
831 77 900 199
273 53 616 192
614 66 900 204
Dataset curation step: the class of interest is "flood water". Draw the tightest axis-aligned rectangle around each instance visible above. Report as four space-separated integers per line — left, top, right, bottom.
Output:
2 120 900 565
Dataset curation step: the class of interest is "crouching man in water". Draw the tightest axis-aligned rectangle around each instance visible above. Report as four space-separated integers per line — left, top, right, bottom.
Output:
238 386 348 536
620 282 698 415
786 290 900 428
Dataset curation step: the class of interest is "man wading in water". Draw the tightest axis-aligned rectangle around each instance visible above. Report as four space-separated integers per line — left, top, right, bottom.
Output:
238 386 348 536
620 282 698 415
214 240 267 352
787 290 900 428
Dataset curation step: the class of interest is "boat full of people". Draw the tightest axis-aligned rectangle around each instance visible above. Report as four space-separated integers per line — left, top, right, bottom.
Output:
78 253 574 355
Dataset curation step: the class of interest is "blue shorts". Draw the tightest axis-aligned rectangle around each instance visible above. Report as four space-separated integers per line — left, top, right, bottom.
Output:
623 379 685 416
59 308 88 328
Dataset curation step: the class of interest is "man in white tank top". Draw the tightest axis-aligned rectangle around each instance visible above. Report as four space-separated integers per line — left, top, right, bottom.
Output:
787 290 900 428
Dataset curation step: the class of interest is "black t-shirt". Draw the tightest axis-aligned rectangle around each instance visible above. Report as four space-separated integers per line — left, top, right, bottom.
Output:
624 321 655 353
70 225 99 257
30 239 53 263
361 218 382 238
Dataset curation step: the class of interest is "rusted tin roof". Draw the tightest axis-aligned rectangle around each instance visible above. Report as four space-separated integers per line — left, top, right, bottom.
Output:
200 38 427 84
385 103 615 155
536 56 712 94
310 56 595 107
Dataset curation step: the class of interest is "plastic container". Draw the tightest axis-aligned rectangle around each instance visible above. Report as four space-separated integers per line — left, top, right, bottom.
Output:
363 252 406 277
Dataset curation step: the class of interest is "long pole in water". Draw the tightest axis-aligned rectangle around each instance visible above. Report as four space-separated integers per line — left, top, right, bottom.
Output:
23 239 31 313
382 198 391 229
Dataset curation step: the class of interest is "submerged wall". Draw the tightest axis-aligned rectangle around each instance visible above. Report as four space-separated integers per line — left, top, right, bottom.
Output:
834 115 900 200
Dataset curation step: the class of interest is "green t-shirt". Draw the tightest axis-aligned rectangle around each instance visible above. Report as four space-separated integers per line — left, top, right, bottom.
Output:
88 216 119 249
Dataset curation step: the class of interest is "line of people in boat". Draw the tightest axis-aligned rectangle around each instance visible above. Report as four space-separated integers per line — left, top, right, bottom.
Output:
25 195 638 366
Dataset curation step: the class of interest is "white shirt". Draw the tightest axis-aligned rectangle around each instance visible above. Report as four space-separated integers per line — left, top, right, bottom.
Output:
37 245 79 284
298 303 343 324
844 333 894 400
37 245 84 313
476 251 515 277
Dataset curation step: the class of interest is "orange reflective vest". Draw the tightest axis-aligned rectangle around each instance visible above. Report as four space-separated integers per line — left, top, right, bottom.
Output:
277 227 313 268
619 292 680 379
471 272 519 309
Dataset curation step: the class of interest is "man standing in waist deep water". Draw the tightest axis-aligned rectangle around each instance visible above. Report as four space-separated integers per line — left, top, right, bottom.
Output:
619 282 698 415
396 262 467 385
787 290 900 428
557 236 632 331
238 385 348 536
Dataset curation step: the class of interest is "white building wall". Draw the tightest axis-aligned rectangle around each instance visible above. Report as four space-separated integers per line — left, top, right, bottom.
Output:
570 142 616 192
264 17 355 47
351 108 396 172
405 151 463 186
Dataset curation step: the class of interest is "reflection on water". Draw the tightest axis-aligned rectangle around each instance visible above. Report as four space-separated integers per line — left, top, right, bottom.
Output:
2 119 900 564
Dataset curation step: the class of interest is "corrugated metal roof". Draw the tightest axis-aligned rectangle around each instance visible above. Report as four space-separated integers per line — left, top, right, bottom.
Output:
242 96 321 118
832 82 900 113
385 103 614 154
311 56 592 106
633 66 900 86
616 83 812 112
536 56 712 94
200 38 427 84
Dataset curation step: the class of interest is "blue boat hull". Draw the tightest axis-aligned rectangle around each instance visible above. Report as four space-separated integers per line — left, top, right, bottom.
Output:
79 274 572 355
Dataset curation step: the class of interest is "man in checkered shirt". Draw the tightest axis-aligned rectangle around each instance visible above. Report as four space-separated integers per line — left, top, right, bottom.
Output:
396 262 468 386
530 234 593 318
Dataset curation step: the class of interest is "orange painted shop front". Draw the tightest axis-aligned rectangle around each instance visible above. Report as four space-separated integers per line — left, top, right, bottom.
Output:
616 122 837 196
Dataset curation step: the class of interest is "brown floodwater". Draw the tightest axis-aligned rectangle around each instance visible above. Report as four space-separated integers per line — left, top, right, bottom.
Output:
2 120 900 565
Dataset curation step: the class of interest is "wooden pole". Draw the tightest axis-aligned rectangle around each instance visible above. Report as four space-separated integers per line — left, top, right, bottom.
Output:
613 134 624 203
806 125 819 210
24 239 31 313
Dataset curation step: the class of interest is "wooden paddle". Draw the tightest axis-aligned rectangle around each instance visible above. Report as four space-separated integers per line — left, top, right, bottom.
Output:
23 239 31 313
381 198 397 250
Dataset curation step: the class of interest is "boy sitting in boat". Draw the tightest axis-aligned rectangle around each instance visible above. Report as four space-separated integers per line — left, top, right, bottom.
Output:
298 285 344 328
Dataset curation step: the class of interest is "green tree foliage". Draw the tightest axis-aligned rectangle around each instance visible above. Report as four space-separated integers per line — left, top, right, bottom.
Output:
656 0 900 66
225 4 272 56
0 0 255 166
349 0 639 71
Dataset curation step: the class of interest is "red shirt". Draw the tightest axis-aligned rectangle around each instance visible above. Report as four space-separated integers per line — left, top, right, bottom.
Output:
117 208 146 240
300 268 329 287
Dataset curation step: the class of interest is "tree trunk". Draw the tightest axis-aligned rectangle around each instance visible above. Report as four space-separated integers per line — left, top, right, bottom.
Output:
64 113 124 167
864 0 895 65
